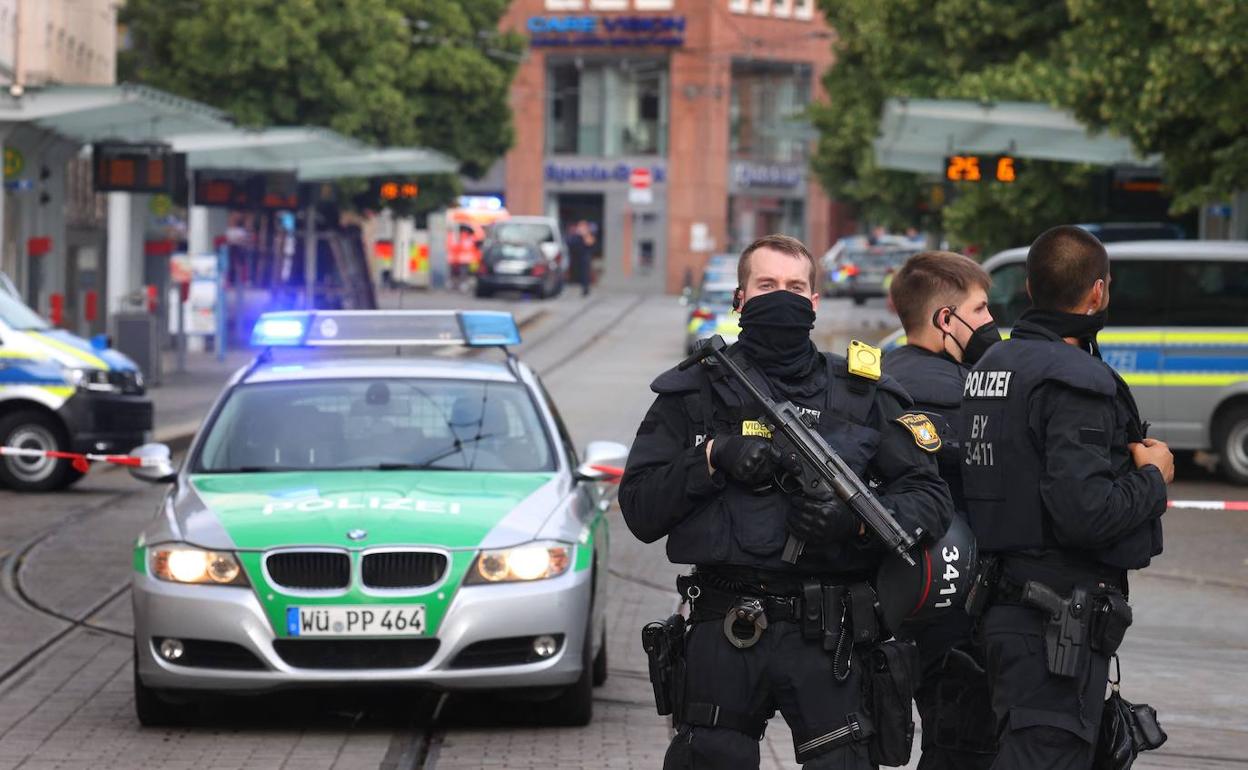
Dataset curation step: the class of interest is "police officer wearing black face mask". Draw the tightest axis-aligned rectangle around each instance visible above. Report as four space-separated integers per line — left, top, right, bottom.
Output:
882 251 1001 770
962 226 1173 770
621 235 953 770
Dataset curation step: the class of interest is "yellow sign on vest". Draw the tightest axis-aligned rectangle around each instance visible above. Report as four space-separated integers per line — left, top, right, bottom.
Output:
741 420 773 439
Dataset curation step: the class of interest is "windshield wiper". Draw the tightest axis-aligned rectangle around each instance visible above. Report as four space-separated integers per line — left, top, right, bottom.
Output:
340 432 506 472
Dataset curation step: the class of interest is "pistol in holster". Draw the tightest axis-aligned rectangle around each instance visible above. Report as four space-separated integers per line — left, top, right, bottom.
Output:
642 613 687 716
1021 581 1091 678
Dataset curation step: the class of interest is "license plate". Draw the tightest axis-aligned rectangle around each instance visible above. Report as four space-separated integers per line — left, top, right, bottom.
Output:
494 260 527 274
286 605 426 637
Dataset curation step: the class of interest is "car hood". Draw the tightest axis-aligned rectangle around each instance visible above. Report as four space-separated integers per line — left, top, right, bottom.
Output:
185 471 555 550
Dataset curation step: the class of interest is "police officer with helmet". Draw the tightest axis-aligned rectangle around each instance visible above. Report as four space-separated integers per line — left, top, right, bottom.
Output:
961 225 1172 769
621 234 953 769
881 251 1001 769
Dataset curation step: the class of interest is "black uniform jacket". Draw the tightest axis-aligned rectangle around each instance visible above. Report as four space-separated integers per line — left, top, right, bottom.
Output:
619 347 953 575
882 344 968 507
962 319 1166 572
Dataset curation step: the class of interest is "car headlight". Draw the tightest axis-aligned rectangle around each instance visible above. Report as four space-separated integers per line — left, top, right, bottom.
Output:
67 367 119 393
150 546 249 586
465 542 573 584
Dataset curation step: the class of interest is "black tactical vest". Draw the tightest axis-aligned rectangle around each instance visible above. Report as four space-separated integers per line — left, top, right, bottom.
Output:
652 349 901 575
961 334 1144 565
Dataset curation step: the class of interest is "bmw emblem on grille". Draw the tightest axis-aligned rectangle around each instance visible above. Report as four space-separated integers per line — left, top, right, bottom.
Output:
347 529 367 541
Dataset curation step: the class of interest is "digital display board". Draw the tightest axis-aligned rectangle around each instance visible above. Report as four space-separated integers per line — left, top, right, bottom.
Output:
93 143 185 194
194 171 300 210
944 154 1018 184
377 180 419 202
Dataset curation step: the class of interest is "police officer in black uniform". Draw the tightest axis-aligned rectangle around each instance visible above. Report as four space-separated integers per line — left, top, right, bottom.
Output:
883 251 1000 769
961 226 1173 769
621 235 953 769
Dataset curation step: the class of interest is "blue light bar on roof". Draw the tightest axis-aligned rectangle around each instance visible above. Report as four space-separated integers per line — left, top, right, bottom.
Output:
251 312 310 346
460 311 522 347
249 310 521 349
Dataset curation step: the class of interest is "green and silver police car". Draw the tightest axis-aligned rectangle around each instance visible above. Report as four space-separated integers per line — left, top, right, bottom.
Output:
128 310 625 726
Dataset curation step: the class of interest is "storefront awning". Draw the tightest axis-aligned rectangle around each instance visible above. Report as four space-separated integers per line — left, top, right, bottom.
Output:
873 98 1157 174
0 84 459 179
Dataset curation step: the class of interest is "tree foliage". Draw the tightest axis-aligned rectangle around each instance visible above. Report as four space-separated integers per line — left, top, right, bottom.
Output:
120 0 525 209
810 0 1243 252
1060 0 1248 210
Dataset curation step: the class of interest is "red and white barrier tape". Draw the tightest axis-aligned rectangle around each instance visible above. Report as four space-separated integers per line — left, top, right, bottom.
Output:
0 446 152 474
1168 499 1248 512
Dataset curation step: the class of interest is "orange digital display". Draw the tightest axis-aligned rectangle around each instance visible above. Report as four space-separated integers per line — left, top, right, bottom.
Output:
944 155 1018 184
377 180 419 202
93 143 181 194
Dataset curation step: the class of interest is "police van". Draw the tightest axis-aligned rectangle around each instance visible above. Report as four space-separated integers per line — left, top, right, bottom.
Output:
0 287 152 491
884 241 1248 483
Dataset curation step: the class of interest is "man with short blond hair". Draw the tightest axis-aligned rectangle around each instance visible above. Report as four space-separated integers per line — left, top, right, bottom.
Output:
621 235 952 769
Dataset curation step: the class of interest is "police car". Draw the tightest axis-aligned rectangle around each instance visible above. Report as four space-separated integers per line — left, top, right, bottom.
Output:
129 310 625 726
0 286 151 491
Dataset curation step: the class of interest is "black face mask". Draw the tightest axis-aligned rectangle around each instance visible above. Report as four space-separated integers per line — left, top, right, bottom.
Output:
737 290 820 382
934 307 1002 366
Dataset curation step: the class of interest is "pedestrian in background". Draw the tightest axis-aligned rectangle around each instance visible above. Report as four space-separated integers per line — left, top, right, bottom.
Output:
884 251 1001 769
621 234 952 769
962 225 1172 769
567 220 595 297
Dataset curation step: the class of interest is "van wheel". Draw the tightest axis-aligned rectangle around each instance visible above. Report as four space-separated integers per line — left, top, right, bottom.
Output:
0 411 81 491
1216 405 1248 485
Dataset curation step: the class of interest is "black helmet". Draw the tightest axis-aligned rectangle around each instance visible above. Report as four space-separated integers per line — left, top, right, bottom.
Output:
876 514 978 633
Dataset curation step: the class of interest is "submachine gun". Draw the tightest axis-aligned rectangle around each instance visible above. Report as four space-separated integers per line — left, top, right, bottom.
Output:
679 335 919 566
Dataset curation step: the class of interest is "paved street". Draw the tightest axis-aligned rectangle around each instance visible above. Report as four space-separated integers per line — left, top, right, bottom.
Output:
0 289 1244 768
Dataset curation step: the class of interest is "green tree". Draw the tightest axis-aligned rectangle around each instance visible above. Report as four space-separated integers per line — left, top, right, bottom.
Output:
810 0 1106 250
120 0 525 208
1061 0 1248 211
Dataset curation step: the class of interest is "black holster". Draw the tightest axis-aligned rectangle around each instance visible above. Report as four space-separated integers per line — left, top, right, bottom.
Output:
1021 581 1092 679
866 639 919 767
964 554 1001 619
641 613 687 716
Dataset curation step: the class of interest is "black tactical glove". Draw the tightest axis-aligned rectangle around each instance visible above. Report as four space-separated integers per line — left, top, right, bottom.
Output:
787 493 860 544
709 435 779 486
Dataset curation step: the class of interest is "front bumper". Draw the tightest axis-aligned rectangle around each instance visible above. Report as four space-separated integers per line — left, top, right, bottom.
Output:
132 566 593 693
478 274 546 291
58 390 153 453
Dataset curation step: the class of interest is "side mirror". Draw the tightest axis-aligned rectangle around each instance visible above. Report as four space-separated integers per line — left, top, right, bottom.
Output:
574 440 628 483
128 443 177 484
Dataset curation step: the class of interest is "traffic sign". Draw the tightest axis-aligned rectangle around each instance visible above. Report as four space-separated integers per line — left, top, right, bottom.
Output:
629 167 652 189
4 147 23 180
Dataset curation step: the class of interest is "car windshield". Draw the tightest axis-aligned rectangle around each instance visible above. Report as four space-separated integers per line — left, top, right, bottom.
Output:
486 243 535 262
493 222 555 244
842 247 918 268
699 289 736 307
0 291 49 330
195 378 555 473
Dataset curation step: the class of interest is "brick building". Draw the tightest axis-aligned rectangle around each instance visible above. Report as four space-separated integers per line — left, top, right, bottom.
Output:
484 0 836 293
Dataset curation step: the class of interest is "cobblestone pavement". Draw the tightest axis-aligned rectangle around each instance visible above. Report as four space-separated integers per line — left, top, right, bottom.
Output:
0 291 1243 768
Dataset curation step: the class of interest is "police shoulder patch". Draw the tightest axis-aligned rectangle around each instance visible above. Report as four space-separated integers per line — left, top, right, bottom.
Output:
895 413 941 453
847 339 882 381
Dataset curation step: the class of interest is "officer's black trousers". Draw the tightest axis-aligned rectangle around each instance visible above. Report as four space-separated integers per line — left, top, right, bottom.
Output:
663 619 872 770
902 613 996 770
981 605 1110 770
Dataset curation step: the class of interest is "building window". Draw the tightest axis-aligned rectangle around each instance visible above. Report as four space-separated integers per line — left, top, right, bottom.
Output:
730 62 812 163
548 58 669 157
728 0 749 13
794 0 814 20
772 0 794 17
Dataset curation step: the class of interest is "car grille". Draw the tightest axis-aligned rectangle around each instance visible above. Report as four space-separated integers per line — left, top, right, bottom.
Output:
272 639 440 670
361 551 447 589
449 635 565 669
266 551 351 590
153 638 267 670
